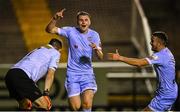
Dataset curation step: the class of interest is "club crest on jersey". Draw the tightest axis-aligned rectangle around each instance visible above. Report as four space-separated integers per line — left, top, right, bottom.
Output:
87 37 93 42
149 55 158 60
74 44 78 49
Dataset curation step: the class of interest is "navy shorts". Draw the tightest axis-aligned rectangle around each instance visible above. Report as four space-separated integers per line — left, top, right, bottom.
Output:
5 68 42 102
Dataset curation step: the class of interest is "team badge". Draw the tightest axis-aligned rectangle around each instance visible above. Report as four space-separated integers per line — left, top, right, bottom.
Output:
87 37 93 42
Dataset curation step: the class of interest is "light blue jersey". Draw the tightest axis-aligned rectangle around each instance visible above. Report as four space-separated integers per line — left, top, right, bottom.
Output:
57 27 101 97
146 48 178 111
12 45 60 82
58 27 101 74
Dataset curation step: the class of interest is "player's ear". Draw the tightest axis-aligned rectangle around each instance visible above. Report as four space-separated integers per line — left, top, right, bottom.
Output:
89 19 91 25
157 41 162 47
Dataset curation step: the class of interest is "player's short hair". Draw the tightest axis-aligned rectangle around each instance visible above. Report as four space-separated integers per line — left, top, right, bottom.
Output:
49 38 62 49
76 11 91 19
152 31 168 47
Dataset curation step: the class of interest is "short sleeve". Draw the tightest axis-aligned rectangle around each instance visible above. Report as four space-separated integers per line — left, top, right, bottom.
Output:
93 32 102 50
49 52 60 71
146 53 162 65
57 27 71 38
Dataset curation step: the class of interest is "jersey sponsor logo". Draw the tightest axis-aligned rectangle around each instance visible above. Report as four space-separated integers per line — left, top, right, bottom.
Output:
80 56 90 64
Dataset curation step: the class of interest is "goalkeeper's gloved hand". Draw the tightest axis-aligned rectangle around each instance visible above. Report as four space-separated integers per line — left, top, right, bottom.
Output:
43 90 52 110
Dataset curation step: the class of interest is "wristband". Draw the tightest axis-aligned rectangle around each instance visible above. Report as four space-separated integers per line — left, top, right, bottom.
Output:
43 90 50 96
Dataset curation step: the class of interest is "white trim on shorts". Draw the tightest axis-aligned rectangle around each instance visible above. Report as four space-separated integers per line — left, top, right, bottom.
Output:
82 87 97 94
68 87 97 98
68 93 80 98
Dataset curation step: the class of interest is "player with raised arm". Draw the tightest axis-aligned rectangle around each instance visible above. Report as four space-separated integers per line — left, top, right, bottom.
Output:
46 8 103 111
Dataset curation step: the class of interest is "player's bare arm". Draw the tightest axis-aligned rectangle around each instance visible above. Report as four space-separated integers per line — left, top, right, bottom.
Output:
46 8 66 34
89 42 103 60
44 68 55 92
107 49 149 67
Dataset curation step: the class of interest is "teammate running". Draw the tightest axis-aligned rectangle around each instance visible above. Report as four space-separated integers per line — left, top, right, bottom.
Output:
107 31 178 111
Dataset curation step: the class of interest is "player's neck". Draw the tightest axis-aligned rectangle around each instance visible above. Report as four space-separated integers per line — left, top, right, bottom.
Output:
76 27 88 34
158 46 166 52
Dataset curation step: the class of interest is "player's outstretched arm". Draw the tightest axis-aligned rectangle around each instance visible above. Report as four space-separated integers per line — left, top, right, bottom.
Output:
107 49 149 67
45 8 66 34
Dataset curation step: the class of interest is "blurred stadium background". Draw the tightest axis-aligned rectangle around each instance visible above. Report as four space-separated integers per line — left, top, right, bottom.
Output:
0 0 180 111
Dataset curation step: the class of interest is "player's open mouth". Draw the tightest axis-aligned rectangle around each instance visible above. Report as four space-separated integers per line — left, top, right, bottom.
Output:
82 25 86 27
